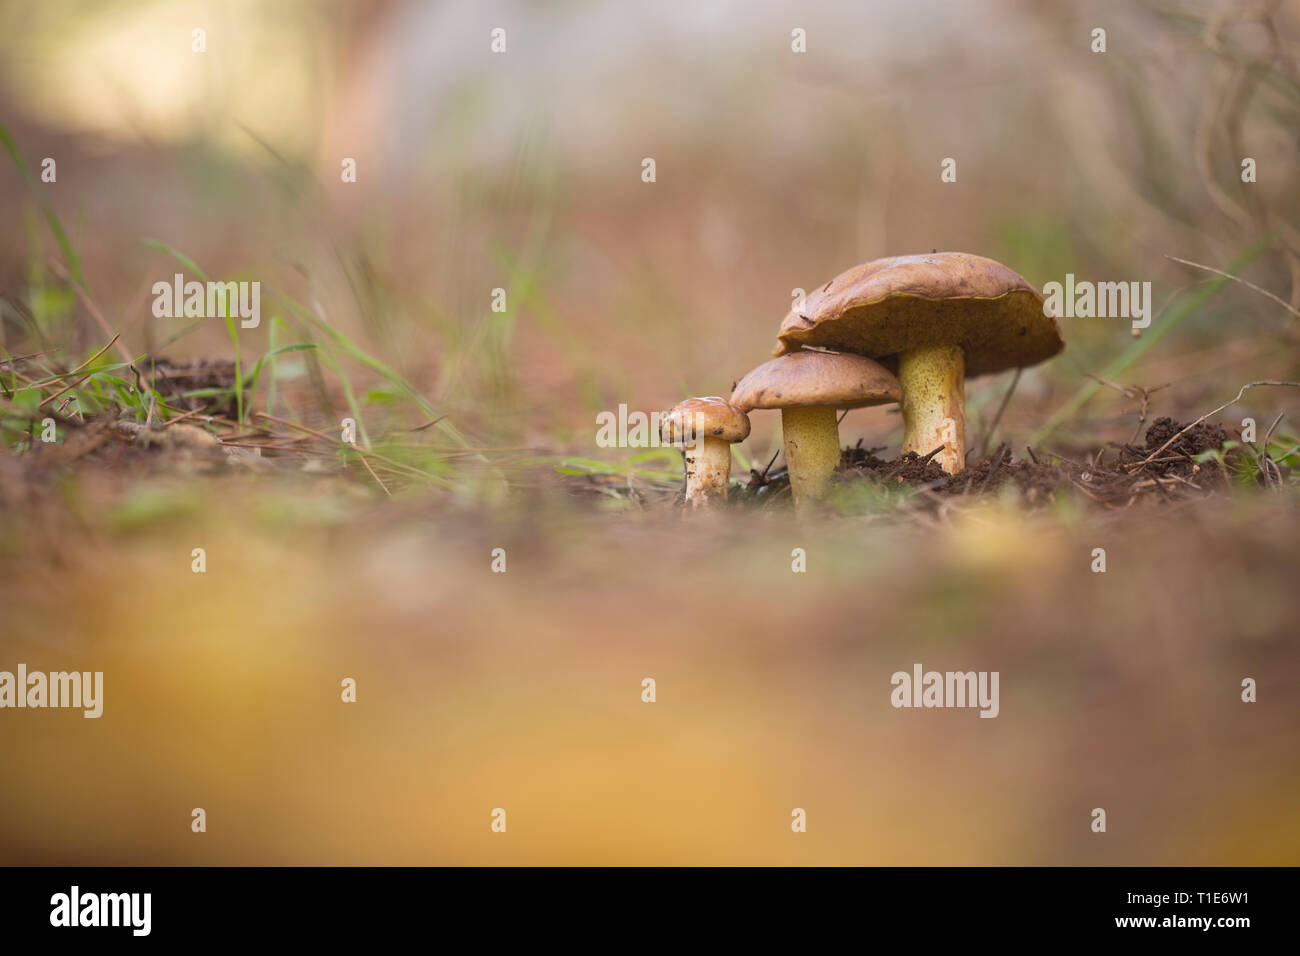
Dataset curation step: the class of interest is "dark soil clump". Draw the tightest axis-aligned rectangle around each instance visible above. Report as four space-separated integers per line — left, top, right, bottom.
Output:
1141 416 1229 460
843 445 947 484
146 360 241 414
1113 416 1235 482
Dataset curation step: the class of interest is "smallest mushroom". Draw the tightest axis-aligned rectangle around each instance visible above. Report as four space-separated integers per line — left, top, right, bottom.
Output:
660 397 751 507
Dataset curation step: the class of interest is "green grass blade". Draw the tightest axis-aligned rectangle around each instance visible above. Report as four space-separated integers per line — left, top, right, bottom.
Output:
0 120 87 289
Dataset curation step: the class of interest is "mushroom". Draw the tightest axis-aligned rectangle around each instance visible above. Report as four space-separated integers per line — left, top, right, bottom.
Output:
660 397 750 507
730 350 900 508
772 253 1063 474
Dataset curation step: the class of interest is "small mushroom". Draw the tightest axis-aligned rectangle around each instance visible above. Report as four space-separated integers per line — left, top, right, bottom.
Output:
660 397 750 507
771 252 1064 474
730 350 900 508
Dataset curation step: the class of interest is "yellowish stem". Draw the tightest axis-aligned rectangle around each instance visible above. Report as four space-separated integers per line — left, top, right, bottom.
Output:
898 344 965 474
781 405 840 509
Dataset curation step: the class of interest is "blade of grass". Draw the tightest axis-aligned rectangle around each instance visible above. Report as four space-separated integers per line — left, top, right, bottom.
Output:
144 240 249 423
274 289 468 447
0 120 87 289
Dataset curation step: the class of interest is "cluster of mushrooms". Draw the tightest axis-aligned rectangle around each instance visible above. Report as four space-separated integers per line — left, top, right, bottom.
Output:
661 252 1065 511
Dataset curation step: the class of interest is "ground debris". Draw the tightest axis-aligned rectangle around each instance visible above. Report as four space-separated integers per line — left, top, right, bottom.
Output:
843 444 947 484
144 359 240 414
116 420 221 451
733 417 1242 515
28 417 117 467
1141 416 1230 460
938 450 1065 500
1111 416 1238 486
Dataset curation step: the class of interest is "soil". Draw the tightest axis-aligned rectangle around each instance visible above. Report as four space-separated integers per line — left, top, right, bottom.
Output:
844 445 948 484
937 452 1065 501
724 417 1242 512
146 359 241 414
1141 416 1230 459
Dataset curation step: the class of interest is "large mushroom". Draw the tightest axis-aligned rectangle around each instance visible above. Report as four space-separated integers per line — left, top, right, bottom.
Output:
660 396 750 507
773 253 1063 474
731 350 900 508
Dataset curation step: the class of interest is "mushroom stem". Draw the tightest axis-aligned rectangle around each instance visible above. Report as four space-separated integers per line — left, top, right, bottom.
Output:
683 435 733 507
780 404 841 508
898 343 965 474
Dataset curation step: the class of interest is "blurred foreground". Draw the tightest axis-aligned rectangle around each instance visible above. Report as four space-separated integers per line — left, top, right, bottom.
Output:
1 467 1297 865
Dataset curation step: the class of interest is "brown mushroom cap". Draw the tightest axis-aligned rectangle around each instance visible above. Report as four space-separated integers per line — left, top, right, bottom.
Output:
730 350 900 412
660 396 750 443
773 252 1063 377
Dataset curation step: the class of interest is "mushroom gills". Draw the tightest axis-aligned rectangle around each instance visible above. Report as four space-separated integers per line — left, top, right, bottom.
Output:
898 343 965 474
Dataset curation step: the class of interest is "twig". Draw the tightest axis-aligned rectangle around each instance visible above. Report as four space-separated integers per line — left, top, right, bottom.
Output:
407 415 447 433
34 334 124 408
980 368 1021 457
32 335 120 385
162 406 208 428
976 444 1009 496
1257 411 1285 487
47 260 135 364
0 349 58 369
356 453 392 496
1131 381 1300 469
1260 410 1284 451
1067 477 1104 504
254 411 441 484
1165 254 1300 320
254 411 336 444
39 372 93 408
1084 373 1171 445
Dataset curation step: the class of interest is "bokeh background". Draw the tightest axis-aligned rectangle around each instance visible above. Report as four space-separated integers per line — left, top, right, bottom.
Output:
3 0 1298 450
1 0 1298 864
